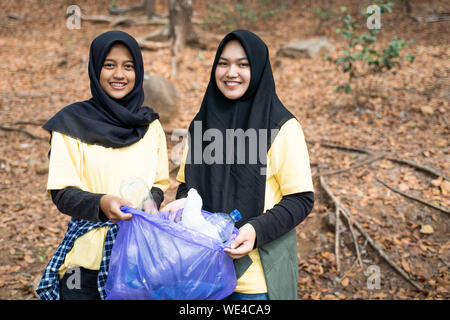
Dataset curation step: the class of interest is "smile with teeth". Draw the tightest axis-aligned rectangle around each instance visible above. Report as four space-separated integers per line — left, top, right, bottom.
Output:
110 82 127 89
225 81 241 87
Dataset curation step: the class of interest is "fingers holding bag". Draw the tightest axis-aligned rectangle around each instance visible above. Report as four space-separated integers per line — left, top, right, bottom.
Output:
100 194 134 222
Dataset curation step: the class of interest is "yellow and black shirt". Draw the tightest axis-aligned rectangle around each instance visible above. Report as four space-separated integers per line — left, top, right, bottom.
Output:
176 118 314 294
46 120 169 279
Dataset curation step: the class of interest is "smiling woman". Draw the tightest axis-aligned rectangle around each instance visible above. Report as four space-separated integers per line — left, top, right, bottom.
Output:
215 39 251 100
163 30 315 300
36 30 169 300
99 43 136 100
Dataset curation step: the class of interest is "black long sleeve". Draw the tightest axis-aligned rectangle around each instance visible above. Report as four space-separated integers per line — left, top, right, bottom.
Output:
176 182 189 199
247 191 314 248
150 187 164 209
51 186 165 222
50 187 107 222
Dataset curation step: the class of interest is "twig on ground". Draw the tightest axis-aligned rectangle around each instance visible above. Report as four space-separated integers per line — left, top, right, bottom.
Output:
336 257 360 282
0 124 46 141
318 176 344 275
315 153 386 177
386 157 449 181
311 140 449 181
343 212 364 268
375 177 450 215
335 207 341 274
411 14 450 23
319 176 426 293
308 140 372 154
6 120 46 126
80 13 168 26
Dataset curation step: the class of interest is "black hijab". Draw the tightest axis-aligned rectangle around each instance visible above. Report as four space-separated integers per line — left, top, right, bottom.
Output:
43 30 159 148
184 30 294 228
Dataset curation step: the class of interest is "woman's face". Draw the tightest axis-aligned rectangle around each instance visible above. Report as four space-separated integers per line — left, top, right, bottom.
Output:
215 40 251 100
100 43 136 100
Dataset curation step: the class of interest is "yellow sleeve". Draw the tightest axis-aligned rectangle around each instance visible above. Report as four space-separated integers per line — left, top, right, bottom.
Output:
176 138 189 183
269 118 314 195
47 131 85 191
152 121 170 192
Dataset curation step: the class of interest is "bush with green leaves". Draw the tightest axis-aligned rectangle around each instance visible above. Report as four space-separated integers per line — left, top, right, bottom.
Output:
325 2 415 93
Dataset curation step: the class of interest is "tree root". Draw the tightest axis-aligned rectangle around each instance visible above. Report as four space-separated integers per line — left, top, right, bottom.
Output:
319 176 426 293
376 177 450 215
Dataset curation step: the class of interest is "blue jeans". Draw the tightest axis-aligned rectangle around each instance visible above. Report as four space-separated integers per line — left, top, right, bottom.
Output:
225 292 269 300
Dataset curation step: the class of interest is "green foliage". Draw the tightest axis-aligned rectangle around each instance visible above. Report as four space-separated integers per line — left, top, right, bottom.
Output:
203 0 288 32
325 2 415 93
314 6 335 21
313 5 336 33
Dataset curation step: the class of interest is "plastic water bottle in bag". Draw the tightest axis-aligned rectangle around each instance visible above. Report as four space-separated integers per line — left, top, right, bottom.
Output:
205 209 242 243
181 188 220 240
119 177 150 211
119 176 159 214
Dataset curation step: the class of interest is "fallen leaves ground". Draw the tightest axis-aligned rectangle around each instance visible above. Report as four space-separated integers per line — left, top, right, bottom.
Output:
0 0 448 300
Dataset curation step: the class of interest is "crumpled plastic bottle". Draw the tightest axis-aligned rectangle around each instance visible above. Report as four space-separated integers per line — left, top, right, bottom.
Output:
180 188 220 240
119 177 157 212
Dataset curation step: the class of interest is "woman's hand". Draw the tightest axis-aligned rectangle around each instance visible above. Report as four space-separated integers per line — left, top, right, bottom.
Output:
160 198 186 213
224 223 256 259
100 194 134 222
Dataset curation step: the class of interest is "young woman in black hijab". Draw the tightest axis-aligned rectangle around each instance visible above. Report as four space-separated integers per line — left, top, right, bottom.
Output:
36 30 169 300
163 30 314 300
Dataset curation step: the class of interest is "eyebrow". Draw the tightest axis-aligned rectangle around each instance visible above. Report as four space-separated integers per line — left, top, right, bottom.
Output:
218 57 248 62
104 58 134 63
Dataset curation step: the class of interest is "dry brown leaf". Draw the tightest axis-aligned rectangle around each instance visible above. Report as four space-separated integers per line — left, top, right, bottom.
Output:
398 182 409 192
401 258 411 273
420 224 434 234
341 278 349 287
310 293 321 300
440 180 450 196
378 160 393 169
371 292 388 299
430 176 443 187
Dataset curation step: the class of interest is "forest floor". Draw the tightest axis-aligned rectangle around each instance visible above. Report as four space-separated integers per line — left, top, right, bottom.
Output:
0 0 448 300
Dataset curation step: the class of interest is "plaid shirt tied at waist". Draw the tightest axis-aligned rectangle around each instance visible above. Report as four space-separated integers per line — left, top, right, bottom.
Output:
36 218 119 300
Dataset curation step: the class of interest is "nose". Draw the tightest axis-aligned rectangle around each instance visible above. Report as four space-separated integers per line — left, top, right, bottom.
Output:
226 64 239 78
113 66 125 79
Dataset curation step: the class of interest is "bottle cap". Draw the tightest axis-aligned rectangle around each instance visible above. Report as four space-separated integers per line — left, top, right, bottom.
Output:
230 209 242 222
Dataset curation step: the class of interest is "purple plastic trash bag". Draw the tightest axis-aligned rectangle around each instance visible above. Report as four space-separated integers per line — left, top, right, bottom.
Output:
105 206 238 300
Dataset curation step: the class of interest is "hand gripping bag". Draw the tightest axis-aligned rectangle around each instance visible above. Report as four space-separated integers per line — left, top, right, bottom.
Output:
105 206 238 300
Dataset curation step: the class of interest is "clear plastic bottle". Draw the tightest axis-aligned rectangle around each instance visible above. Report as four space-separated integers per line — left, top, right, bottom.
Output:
205 209 242 243
181 189 220 240
119 177 150 211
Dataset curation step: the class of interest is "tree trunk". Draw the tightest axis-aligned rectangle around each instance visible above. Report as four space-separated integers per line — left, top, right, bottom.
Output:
144 0 155 18
168 0 198 48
